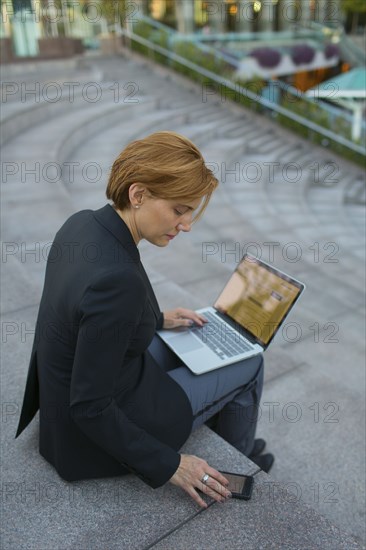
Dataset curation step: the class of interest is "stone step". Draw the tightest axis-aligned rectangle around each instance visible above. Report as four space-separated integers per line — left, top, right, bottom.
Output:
0 81 149 147
2 53 364 547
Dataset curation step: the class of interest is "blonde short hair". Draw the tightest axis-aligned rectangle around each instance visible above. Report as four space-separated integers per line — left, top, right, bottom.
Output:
106 131 218 222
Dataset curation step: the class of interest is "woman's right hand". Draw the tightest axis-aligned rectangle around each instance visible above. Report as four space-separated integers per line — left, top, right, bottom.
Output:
168 454 232 508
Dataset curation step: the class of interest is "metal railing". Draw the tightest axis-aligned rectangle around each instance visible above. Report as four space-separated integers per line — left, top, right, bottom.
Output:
308 21 366 66
124 28 365 157
132 14 240 70
258 78 366 140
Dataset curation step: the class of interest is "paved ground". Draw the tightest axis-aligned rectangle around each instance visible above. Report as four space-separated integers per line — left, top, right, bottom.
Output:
1 51 365 548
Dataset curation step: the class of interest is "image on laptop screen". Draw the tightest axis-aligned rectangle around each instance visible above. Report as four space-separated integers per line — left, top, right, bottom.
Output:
214 255 303 347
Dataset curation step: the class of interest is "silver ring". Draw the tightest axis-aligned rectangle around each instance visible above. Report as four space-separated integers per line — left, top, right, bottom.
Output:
201 473 210 485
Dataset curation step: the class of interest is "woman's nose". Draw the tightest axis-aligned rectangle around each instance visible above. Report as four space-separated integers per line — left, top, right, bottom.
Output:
177 222 191 232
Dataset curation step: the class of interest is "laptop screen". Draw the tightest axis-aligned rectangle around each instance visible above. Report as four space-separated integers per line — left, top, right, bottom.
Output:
214 254 304 348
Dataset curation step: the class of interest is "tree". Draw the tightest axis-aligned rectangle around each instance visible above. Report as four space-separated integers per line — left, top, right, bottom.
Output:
340 0 366 33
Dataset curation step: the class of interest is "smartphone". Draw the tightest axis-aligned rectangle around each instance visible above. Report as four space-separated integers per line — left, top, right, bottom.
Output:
220 471 254 500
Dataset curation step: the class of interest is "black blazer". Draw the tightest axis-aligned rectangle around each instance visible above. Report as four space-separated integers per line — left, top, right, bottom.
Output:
16 204 193 488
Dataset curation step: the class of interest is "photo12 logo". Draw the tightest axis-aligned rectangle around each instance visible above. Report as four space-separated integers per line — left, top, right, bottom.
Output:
1 2 140 24
201 241 339 264
2 81 139 104
1 479 125 505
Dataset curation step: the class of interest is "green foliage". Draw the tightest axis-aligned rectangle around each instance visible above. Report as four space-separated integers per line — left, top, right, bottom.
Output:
132 21 153 39
127 18 364 166
235 78 266 96
171 41 235 79
340 0 366 14
98 0 128 24
278 98 364 166
131 21 170 64
279 96 357 143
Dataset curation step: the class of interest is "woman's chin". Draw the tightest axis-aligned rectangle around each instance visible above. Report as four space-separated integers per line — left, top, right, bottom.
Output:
148 235 171 247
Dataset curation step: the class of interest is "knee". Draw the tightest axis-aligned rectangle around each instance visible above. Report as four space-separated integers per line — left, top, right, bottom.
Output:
254 354 264 382
256 353 264 372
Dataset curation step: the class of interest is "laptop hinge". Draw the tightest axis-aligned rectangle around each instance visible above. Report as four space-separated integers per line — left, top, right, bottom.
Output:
213 309 259 346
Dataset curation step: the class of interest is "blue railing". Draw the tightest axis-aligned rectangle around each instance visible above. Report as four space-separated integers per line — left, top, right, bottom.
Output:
126 16 365 156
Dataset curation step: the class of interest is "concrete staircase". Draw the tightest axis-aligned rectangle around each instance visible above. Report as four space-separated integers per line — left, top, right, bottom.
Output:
1 52 365 549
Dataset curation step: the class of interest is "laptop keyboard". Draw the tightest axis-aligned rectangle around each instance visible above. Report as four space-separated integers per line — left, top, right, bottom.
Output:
191 311 254 359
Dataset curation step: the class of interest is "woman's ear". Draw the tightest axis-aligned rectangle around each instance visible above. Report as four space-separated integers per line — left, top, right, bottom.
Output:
128 183 146 207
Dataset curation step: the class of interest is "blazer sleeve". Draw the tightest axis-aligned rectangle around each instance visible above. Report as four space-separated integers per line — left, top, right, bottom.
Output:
15 349 39 438
156 312 164 330
69 271 180 489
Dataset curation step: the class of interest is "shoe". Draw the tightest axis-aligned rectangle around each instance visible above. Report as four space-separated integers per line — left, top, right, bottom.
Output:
248 438 266 458
250 453 275 473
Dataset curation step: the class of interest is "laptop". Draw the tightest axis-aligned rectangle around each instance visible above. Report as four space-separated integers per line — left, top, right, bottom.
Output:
157 254 305 375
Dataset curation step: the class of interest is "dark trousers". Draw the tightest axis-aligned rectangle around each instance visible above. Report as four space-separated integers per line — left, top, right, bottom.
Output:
148 335 264 456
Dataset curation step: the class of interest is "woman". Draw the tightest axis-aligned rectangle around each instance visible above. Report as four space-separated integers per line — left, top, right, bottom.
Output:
16 131 273 509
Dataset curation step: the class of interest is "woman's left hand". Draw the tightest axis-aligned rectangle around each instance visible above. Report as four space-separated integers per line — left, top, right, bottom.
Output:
162 308 208 330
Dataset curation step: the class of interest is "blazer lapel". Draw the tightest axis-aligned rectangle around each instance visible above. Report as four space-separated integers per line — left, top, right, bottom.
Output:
136 262 161 322
93 204 161 322
93 204 140 263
